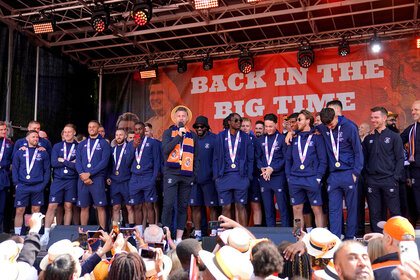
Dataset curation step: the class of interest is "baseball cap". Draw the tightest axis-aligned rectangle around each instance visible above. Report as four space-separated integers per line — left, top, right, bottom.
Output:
377 216 415 241
387 111 398 118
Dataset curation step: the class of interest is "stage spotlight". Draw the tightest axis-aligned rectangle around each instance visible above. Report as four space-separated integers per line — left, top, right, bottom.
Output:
139 65 158 79
338 39 350 57
91 5 109 33
203 55 213 71
416 38 420 49
194 0 219 10
370 36 382 53
297 40 314 68
238 53 254 74
32 12 55 34
132 0 152 26
177 58 187 74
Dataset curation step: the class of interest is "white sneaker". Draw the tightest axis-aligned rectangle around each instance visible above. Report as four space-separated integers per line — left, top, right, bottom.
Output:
40 234 49 246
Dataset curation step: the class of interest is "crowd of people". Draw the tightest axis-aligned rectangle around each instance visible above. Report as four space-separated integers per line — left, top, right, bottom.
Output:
0 98 420 279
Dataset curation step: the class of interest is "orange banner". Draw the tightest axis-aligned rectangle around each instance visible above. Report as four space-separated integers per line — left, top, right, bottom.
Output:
104 38 420 140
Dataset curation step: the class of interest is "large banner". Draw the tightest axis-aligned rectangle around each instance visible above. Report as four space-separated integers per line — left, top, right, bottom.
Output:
102 38 420 140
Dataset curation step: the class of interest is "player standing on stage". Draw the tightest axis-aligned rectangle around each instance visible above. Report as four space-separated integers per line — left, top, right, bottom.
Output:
42 124 78 245
129 122 161 231
256 114 290 227
0 122 13 233
362 107 404 232
76 121 110 230
214 113 253 226
286 110 327 229
319 108 363 239
13 120 52 156
189 116 218 239
161 106 199 244
13 130 50 235
107 129 135 226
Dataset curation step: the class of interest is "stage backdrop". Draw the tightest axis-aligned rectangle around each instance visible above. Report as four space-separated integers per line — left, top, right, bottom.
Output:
102 38 420 140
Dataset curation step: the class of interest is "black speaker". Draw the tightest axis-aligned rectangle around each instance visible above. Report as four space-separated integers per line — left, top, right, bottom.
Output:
47 225 100 249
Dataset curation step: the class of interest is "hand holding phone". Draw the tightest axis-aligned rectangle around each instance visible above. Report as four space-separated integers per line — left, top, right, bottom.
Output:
208 220 223 229
140 248 156 259
120 227 136 238
78 233 88 250
399 241 420 278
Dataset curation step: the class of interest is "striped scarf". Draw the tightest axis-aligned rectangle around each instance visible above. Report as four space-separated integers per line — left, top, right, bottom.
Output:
166 126 194 176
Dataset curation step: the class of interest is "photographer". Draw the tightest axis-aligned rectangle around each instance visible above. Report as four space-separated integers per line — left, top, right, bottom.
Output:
135 225 176 252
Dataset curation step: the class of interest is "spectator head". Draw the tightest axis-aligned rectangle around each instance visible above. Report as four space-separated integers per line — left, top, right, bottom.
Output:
333 240 374 280
44 254 80 280
107 252 146 280
251 240 283 278
302 228 341 259
176 239 204 270
199 246 254 280
279 252 312 279
367 237 385 263
143 225 164 244
378 216 415 254
40 240 84 271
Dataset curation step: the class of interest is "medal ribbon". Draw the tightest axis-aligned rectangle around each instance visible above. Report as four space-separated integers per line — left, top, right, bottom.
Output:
114 142 126 171
264 134 278 166
409 122 416 162
330 126 341 162
298 134 313 164
25 148 38 176
63 142 75 162
0 138 5 163
227 131 240 165
87 138 99 164
135 137 148 165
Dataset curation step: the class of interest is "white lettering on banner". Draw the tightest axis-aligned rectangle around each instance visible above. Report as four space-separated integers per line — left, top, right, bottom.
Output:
214 92 357 119
209 75 227 92
306 94 335 112
245 71 267 89
227 73 244 91
191 59 384 93
191 77 208 94
214 102 232 119
317 64 338 83
245 99 265 117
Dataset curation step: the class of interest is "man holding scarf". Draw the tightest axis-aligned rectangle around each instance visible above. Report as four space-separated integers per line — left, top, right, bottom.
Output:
161 105 199 244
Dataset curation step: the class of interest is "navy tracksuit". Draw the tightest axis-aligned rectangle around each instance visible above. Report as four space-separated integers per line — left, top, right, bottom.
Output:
285 130 327 206
14 137 52 156
401 122 420 216
12 147 50 207
50 141 78 204
75 135 111 207
129 137 161 204
363 128 404 232
317 116 363 239
255 130 290 227
0 138 13 231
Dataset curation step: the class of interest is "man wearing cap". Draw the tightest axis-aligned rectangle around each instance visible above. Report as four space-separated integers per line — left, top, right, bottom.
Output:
0 122 13 233
370 216 415 279
13 131 50 235
214 113 253 226
189 116 218 239
129 120 161 231
107 128 136 227
75 120 111 230
286 110 327 229
161 105 199 244
362 107 404 233
318 108 363 239
256 113 290 227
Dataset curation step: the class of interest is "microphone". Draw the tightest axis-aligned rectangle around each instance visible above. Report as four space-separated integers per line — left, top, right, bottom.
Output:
178 122 185 136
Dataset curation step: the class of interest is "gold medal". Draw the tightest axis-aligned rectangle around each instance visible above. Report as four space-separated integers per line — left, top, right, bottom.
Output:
115 171 119 175
136 165 141 169
87 163 91 168
26 175 30 179
335 162 341 168
231 163 236 168
300 164 305 170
